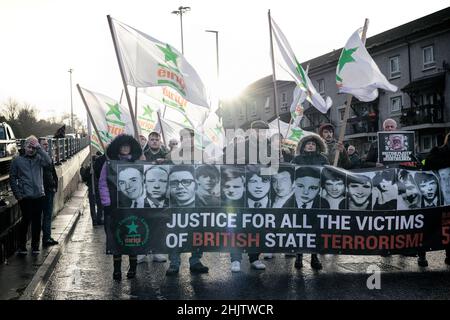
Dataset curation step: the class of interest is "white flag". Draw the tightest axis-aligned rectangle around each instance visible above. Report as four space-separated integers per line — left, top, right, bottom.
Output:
79 87 135 149
270 16 332 113
111 17 210 108
336 28 398 102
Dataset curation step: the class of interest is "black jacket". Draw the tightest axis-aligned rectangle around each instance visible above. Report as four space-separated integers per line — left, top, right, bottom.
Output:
43 161 58 193
423 144 450 171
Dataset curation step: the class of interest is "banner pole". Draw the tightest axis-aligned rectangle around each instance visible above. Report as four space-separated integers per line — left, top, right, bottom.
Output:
76 84 107 156
268 10 282 157
107 15 139 139
333 18 369 167
157 110 167 146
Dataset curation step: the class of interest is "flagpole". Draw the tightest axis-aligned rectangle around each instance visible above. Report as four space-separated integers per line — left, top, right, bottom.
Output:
286 64 309 139
134 87 138 125
333 18 369 167
156 110 167 146
77 84 107 155
119 89 124 104
268 9 282 156
107 15 139 139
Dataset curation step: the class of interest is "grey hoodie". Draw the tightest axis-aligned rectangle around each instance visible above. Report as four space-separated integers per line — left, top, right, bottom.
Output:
10 148 52 200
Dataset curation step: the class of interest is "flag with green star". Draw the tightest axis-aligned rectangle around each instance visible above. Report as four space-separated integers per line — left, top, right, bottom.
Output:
79 86 135 151
270 15 332 113
111 17 210 108
336 28 397 102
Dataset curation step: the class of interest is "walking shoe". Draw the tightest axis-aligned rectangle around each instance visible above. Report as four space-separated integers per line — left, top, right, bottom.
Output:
137 255 147 264
418 257 428 267
190 262 209 274
152 254 167 262
310 256 322 270
113 271 122 280
294 257 303 269
43 238 58 246
17 248 28 255
251 260 266 270
262 253 273 260
231 261 241 272
165 265 180 276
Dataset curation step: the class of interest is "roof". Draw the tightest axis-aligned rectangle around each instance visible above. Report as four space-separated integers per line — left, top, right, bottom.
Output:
401 72 446 93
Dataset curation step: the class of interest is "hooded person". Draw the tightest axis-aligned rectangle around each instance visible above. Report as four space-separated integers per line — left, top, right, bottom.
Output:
292 133 329 166
98 134 143 281
319 123 351 169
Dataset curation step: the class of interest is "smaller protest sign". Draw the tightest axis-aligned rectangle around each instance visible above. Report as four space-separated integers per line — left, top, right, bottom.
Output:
378 131 415 165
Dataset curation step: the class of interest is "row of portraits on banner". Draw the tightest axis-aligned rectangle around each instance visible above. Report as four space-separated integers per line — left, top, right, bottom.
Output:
114 163 450 211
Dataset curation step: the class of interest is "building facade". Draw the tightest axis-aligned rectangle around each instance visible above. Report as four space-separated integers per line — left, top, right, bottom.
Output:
222 7 450 158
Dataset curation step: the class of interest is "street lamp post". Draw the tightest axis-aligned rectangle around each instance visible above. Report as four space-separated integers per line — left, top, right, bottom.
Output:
68 68 74 133
205 30 219 79
171 6 191 54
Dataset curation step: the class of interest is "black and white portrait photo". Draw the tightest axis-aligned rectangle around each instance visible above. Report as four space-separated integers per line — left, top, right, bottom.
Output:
345 173 373 210
294 166 321 209
195 165 220 207
397 169 422 210
414 171 441 208
117 164 146 208
372 169 397 210
221 166 246 208
246 165 271 208
439 167 450 206
168 165 196 208
271 166 295 208
143 165 169 208
320 167 346 210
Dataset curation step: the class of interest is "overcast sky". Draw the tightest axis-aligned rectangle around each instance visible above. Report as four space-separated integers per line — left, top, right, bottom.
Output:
0 0 448 122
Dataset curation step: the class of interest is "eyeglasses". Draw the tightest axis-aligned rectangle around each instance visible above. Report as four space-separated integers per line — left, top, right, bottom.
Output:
169 179 195 188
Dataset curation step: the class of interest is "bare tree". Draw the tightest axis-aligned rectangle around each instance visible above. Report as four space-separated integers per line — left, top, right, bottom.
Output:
2 97 20 121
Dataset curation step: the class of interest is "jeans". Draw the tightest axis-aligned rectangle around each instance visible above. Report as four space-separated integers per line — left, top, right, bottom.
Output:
19 197 44 249
42 191 55 241
169 252 203 267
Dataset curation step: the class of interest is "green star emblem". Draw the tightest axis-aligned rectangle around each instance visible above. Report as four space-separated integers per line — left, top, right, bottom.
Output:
143 105 154 119
157 44 179 67
337 47 358 73
126 221 139 235
106 103 121 120
288 128 303 142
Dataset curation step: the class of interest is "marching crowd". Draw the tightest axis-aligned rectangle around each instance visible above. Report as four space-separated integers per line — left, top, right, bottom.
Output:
9 118 450 281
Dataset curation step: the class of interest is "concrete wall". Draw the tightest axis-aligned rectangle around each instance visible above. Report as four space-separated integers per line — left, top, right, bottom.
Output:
52 146 90 217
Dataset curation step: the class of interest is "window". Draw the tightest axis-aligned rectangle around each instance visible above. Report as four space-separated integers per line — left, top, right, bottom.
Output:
420 135 438 153
390 96 402 113
317 79 325 94
250 101 257 117
389 56 401 79
264 96 271 112
423 46 435 70
281 92 288 110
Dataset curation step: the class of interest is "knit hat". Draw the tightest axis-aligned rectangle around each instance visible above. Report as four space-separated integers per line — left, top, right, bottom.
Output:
319 123 334 138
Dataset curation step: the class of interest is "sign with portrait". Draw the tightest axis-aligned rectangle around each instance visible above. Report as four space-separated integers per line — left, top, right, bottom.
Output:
378 131 415 164
106 161 450 256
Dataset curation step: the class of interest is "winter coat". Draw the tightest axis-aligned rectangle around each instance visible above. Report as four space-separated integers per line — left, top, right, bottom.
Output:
349 152 362 169
423 143 450 171
10 148 52 200
292 133 330 166
98 135 142 207
325 140 351 169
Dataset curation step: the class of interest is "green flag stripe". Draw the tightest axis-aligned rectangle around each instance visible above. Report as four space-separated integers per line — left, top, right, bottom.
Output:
157 80 186 96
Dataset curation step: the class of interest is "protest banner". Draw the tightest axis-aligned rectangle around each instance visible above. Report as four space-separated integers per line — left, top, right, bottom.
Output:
378 131 415 165
105 162 450 256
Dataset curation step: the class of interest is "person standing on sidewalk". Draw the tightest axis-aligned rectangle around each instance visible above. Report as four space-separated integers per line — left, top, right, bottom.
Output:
319 123 351 169
38 137 59 247
10 135 52 255
98 134 144 280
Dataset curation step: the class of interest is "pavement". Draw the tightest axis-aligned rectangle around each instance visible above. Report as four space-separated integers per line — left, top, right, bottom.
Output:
0 184 88 300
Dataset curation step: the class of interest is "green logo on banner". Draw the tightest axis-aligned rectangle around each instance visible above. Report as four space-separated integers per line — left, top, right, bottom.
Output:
115 215 149 248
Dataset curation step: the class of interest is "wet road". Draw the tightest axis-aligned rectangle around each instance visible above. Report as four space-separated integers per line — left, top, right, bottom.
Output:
42 205 450 300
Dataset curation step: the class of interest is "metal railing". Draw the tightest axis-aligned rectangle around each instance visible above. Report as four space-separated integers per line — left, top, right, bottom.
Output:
16 136 89 165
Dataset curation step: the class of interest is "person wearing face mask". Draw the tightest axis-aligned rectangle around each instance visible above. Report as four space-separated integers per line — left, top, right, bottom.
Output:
10 135 52 255
98 134 144 280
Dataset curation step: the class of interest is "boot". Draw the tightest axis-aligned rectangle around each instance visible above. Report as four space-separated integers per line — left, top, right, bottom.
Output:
294 254 303 269
310 254 322 270
445 248 450 265
127 255 137 279
113 255 122 280
417 251 428 267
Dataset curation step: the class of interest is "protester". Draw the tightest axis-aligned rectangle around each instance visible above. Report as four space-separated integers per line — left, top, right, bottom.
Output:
93 150 107 225
347 145 361 169
363 118 397 168
98 134 142 280
292 133 329 166
81 152 102 226
36 138 59 246
144 132 168 163
319 123 351 169
10 135 52 255
169 138 179 152
139 134 150 154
